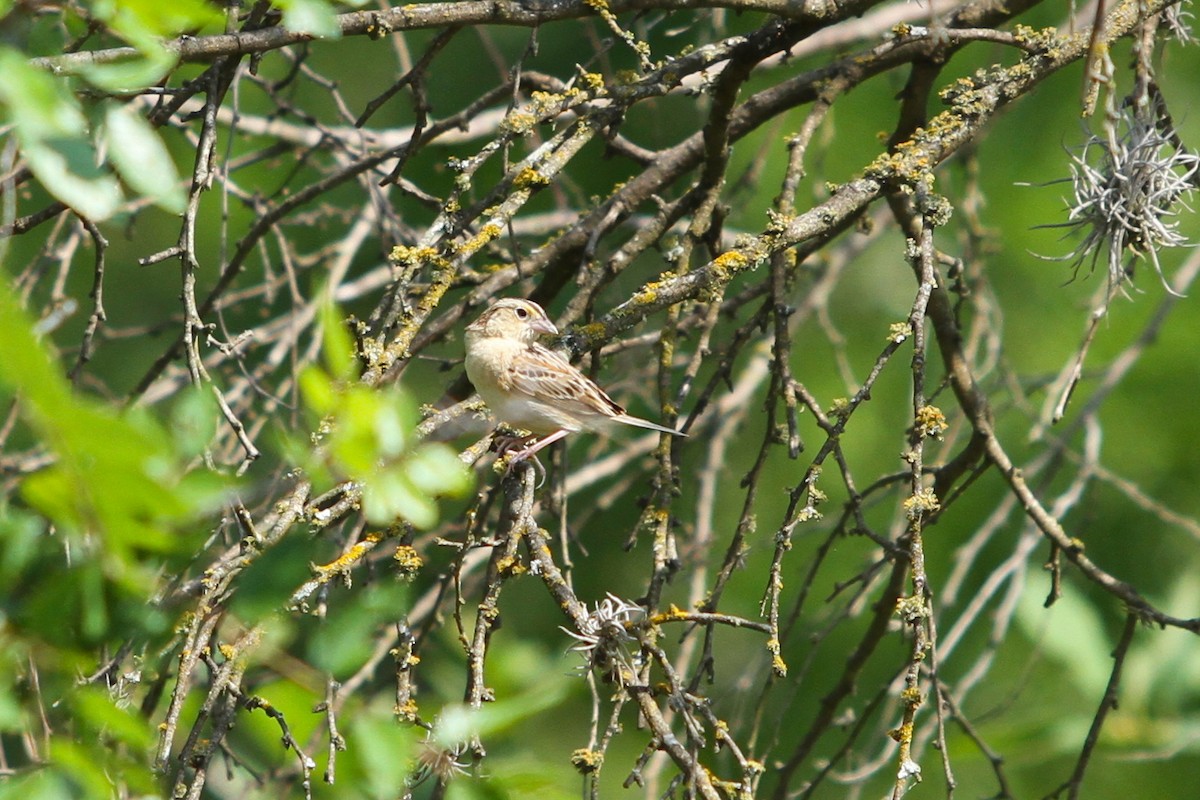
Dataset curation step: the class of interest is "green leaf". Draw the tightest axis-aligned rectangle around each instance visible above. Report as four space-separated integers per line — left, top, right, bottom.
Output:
0 49 87 140
332 388 385 475
318 299 357 380
0 272 77 425
0 771 72 800
103 102 185 211
297 302 470 530
275 0 342 38
364 468 437 528
0 279 228 588
0 49 123 220
21 138 124 221
1017 575 1112 698
55 0 203 93
169 388 219 456
0 685 20 731
309 583 409 678
405 444 472 498
373 392 414 458
74 48 178 94
349 704 417 800
94 0 224 38
74 686 156 750
0 507 43 582
46 739 114 800
299 365 337 417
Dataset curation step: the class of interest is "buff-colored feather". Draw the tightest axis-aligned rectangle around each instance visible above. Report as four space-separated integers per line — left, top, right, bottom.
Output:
464 298 685 465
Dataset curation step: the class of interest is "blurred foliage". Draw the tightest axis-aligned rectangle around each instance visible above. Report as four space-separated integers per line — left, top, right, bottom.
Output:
295 304 472 528
2 0 1200 799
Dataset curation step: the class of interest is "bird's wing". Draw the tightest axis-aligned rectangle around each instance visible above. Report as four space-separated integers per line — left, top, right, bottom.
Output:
508 344 625 418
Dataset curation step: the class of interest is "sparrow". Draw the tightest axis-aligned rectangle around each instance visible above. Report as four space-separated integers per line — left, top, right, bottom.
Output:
463 298 685 466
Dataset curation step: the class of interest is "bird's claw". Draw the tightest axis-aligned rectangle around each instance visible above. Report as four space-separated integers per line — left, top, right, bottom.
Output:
503 450 547 488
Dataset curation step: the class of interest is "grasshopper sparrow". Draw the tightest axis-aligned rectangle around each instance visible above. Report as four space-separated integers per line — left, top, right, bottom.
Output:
464 298 685 465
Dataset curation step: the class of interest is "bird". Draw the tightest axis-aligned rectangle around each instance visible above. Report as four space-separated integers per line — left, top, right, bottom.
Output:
463 298 686 467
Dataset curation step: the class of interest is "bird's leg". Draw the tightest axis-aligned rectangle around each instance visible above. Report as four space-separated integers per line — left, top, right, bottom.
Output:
507 452 547 488
491 428 536 455
513 429 569 461
504 429 569 477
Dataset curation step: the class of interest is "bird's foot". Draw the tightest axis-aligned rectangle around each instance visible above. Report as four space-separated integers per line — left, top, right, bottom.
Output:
502 447 546 487
490 426 536 455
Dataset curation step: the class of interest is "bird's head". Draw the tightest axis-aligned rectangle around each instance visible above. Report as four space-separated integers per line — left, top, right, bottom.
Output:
466 298 558 345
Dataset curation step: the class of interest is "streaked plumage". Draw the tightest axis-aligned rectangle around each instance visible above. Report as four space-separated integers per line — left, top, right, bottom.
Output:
464 298 685 465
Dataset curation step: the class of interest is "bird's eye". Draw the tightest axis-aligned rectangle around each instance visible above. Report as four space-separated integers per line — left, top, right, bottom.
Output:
515 307 529 319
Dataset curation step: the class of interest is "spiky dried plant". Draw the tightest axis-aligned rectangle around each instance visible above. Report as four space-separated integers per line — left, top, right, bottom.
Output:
1056 108 1199 293
561 594 643 683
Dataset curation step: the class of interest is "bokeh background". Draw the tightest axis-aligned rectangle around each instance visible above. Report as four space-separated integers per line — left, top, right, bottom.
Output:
2 1 1199 798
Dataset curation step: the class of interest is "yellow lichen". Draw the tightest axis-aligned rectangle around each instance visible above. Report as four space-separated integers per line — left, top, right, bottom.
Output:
895 595 928 622
513 166 550 190
712 250 749 270
395 698 419 721
796 505 822 523
632 282 662 304
914 405 948 439
772 653 788 678
390 244 440 267
499 111 537 135
888 322 913 343
392 545 424 577
571 748 604 773
462 223 502 254
902 488 940 520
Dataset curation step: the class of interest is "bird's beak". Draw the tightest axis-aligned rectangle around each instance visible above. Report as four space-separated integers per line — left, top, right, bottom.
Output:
530 317 558 336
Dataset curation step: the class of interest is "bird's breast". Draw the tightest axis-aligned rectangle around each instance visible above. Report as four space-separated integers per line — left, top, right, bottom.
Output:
465 339 572 435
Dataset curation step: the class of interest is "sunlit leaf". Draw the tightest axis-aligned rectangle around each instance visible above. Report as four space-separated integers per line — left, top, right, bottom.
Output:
21 138 123 221
74 687 156 750
94 0 224 38
405 444 471 498
1017 576 1112 698
274 0 342 38
73 49 178 94
299 365 337 417
0 48 87 140
349 704 417 800
0 49 124 219
363 468 437 528
318 299 356 381
169 388 220 457
47 739 115 800
0 684 20 730
0 281 78 434
0 280 228 588
374 395 411 458
0 507 44 582
0 770 73 800
103 102 185 212
309 583 408 678
332 388 384 475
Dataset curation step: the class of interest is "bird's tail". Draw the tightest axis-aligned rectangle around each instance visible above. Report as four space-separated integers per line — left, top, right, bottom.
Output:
617 414 687 437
